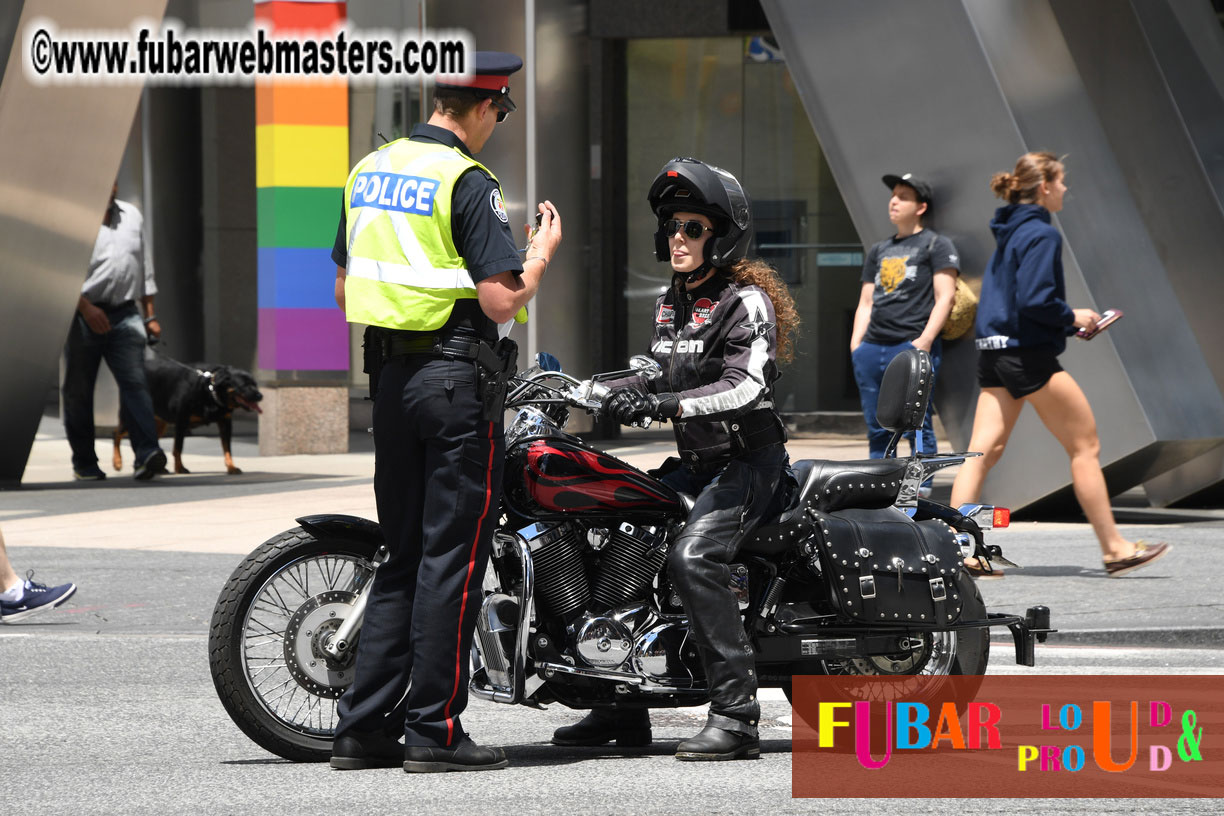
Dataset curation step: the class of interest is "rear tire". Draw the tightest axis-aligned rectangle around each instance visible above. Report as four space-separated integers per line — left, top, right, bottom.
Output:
209 528 380 762
781 581 990 704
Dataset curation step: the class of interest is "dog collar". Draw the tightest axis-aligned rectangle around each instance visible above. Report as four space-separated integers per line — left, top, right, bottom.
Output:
197 369 227 408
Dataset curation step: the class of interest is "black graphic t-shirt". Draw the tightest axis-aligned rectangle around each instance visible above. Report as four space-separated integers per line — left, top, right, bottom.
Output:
861 229 959 344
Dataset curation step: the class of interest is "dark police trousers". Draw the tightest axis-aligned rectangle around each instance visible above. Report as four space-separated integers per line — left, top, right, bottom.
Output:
336 355 503 748
663 443 788 736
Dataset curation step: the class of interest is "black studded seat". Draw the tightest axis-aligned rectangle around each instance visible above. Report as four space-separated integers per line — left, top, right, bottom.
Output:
735 459 910 556
799 458 908 513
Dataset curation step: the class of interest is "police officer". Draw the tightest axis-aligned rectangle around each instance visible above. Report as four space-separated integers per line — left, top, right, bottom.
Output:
552 158 798 761
329 51 562 773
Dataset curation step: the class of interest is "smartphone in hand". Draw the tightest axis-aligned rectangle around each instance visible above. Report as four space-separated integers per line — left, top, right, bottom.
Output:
1077 308 1123 340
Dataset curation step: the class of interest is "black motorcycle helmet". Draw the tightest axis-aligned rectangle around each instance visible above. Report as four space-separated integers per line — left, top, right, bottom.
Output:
647 157 753 269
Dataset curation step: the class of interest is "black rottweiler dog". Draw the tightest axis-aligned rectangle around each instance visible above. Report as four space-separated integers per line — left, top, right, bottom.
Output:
113 355 263 475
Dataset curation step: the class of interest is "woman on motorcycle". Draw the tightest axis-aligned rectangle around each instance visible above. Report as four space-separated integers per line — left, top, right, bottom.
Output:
551 157 799 760
950 151 1170 578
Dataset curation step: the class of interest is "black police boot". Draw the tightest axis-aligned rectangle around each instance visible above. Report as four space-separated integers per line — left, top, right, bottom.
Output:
551 707 652 747
329 731 404 770
675 726 760 761
403 737 508 773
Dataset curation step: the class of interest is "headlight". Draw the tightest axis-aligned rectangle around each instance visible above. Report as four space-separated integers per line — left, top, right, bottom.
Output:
506 407 560 447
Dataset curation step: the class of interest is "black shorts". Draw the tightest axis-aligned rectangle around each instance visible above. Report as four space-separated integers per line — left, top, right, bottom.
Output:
977 348 1063 398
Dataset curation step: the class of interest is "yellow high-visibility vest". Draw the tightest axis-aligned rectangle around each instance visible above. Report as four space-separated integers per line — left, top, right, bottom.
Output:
342 138 526 331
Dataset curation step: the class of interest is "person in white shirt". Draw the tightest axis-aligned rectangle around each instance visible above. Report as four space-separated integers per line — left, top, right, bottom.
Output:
62 183 166 481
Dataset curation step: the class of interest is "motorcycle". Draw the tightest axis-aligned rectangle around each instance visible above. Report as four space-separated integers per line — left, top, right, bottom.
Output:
209 348 1052 761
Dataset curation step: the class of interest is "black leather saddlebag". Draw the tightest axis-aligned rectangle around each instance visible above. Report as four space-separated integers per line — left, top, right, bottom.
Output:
810 507 966 625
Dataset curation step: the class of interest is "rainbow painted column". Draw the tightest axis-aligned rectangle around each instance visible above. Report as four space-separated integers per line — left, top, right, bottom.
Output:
254 0 350 454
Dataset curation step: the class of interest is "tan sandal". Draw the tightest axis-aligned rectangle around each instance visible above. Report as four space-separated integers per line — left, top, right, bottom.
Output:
1104 541 1171 578
963 557 1004 580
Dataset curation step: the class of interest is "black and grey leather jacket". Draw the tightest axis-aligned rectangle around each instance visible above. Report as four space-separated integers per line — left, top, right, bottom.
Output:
622 272 787 466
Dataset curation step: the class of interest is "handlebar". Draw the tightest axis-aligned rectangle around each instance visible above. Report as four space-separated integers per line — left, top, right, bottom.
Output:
505 367 656 428
506 369 602 411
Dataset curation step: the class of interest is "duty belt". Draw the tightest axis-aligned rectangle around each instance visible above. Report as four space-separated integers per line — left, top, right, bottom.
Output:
385 332 502 373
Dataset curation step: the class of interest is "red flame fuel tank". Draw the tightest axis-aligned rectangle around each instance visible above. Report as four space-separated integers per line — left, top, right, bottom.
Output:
504 437 683 521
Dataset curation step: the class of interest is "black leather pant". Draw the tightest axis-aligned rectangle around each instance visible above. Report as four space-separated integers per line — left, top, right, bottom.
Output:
663 443 788 736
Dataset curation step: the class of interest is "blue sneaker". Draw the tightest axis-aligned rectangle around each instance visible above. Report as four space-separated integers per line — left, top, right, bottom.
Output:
0 573 78 623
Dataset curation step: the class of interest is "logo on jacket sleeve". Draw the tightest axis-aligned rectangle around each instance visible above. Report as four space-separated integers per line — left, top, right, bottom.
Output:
739 308 775 341
657 304 675 324
691 298 719 326
490 189 509 223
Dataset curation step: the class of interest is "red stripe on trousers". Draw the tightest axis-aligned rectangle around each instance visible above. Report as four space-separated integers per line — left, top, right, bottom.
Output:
443 420 495 745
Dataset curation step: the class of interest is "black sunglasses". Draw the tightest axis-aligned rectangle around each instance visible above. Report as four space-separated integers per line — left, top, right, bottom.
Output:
663 219 712 240
491 95 516 123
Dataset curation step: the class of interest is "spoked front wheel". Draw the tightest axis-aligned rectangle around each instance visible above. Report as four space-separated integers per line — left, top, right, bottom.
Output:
209 528 380 761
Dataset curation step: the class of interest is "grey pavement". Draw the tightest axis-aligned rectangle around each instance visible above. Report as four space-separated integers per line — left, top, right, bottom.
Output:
3 413 1220 813
3 544 1216 814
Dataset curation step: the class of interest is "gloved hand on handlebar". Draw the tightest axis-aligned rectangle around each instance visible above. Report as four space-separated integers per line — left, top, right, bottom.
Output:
602 387 680 425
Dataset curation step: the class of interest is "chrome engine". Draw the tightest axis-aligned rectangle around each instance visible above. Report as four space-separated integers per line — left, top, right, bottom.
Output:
573 603 698 684
520 522 589 619
593 522 668 611
574 613 633 668
522 520 704 685
474 521 748 698
522 520 667 620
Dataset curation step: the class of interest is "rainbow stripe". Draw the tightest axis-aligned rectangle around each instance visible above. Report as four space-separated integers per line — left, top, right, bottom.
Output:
254 0 348 371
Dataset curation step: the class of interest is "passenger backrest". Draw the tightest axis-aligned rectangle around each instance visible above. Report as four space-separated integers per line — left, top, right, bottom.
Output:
876 348 933 434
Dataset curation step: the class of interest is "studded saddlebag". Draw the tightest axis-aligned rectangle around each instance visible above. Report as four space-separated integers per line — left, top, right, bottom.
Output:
809 507 965 625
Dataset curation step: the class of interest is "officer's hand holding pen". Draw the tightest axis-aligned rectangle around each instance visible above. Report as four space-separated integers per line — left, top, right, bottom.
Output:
524 200 562 268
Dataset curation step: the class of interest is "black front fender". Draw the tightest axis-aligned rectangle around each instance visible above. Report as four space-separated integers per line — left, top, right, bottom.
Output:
295 513 383 547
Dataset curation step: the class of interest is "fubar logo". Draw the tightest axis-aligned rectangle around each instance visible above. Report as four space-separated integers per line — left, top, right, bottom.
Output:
792 675 1219 799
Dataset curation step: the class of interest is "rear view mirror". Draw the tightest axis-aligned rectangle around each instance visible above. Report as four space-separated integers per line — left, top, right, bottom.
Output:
535 352 562 372
629 355 662 380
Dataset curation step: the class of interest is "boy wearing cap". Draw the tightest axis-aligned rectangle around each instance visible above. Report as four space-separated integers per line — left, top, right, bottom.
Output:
329 51 562 773
850 174 959 469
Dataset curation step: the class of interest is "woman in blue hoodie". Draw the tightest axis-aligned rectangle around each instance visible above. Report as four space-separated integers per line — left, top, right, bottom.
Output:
950 152 1169 578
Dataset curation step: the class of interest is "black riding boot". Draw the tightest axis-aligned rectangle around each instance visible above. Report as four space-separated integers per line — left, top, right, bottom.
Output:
551 707 652 746
676 726 760 761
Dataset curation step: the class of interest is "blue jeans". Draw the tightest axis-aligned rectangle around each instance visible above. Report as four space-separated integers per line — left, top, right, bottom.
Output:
851 339 941 460
63 303 162 471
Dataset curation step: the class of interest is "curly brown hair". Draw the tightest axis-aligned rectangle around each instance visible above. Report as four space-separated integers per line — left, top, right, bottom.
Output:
727 258 800 365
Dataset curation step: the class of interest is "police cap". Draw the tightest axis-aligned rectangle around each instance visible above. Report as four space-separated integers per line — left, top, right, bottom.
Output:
436 51 523 104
